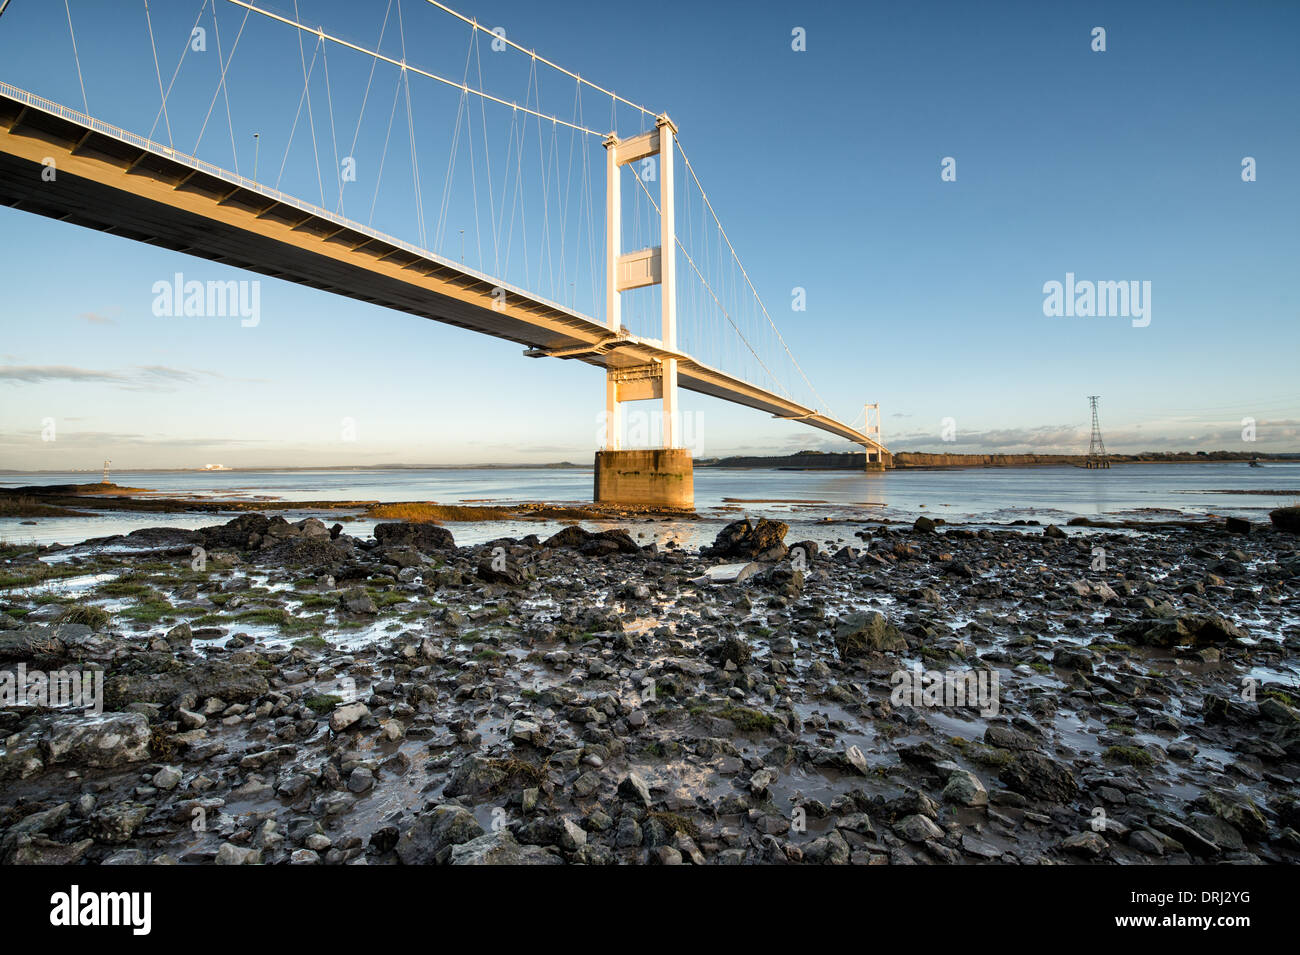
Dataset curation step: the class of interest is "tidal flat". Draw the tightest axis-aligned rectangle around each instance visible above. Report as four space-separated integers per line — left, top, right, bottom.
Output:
0 510 1297 865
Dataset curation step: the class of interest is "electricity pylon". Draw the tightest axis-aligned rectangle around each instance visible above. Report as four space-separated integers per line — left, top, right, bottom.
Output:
1085 396 1109 469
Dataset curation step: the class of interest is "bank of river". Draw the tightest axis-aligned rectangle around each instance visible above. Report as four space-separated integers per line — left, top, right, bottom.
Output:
0 507 1296 864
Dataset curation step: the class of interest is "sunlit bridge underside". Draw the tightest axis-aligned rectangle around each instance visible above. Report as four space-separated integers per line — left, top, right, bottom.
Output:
0 84 885 456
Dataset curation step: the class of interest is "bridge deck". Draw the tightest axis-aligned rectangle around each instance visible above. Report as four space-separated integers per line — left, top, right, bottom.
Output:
0 84 886 457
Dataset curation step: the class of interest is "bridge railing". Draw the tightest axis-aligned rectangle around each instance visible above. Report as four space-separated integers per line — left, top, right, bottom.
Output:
0 79 591 325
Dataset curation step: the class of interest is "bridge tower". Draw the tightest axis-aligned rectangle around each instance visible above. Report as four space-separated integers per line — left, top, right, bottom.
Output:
594 115 694 508
863 403 889 471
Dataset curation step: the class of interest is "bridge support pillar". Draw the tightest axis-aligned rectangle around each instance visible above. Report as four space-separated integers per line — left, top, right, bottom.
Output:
598 115 689 506
594 448 693 509
863 403 889 470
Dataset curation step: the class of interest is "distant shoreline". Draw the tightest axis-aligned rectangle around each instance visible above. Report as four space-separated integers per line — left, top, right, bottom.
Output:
703 451 1299 470
1 451 1296 475
0 463 589 475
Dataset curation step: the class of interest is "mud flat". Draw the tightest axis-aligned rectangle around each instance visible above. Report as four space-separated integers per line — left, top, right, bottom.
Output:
0 511 1297 865
0 482 692 521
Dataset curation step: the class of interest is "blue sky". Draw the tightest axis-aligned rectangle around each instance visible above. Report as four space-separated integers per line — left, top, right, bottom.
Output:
1 0 1297 469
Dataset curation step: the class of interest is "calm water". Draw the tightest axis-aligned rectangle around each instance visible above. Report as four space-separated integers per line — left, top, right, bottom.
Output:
2 462 1296 548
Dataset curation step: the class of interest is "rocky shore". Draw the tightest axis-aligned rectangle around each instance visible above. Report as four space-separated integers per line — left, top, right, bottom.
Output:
1 511 1297 865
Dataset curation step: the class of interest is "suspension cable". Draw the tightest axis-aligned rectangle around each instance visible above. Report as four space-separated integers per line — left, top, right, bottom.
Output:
62 0 88 112
225 0 608 138
340 0 392 213
675 138 833 414
628 165 793 401
144 0 210 146
193 1 250 164
212 1 244 172
276 32 321 191
418 0 654 120
290 0 325 207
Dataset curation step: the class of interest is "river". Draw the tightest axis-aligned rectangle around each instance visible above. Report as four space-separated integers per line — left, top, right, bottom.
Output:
3 461 1295 549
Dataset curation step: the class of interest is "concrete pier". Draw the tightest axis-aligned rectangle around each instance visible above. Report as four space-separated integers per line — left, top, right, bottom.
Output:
594 449 694 508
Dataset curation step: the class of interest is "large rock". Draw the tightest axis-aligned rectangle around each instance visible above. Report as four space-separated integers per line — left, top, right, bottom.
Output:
896 813 944 842
110 526 201 548
0 624 94 663
449 830 563 865
517 815 586 851
702 518 789 561
476 559 524 586
1269 505 1300 533
833 611 906 658
1260 698 1300 724
329 702 370 732
1148 815 1219 856
984 725 1040 752
1193 791 1268 841
1061 831 1108 858
395 805 485 864
802 829 851 864
943 770 989 808
1135 614 1249 648
0 722 45 781
374 522 456 552
443 755 509 798
7 837 94 865
92 802 151 843
617 772 653 808
164 623 192 647
296 517 333 540
543 526 640 554
544 525 591 549
215 843 262 865
711 635 752 667
42 712 151 769
697 562 760 585
999 751 1078 802
340 587 378 615
380 546 423 569
260 536 350 567
587 529 639 555
199 514 272 550
105 660 269 708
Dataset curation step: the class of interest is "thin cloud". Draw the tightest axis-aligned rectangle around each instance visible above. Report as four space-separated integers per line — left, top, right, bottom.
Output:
77 309 118 325
135 365 200 385
0 364 264 390
0 429 273 449
0 365 128 385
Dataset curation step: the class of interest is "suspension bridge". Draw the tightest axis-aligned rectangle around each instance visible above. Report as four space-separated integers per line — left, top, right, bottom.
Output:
0 0 889 506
